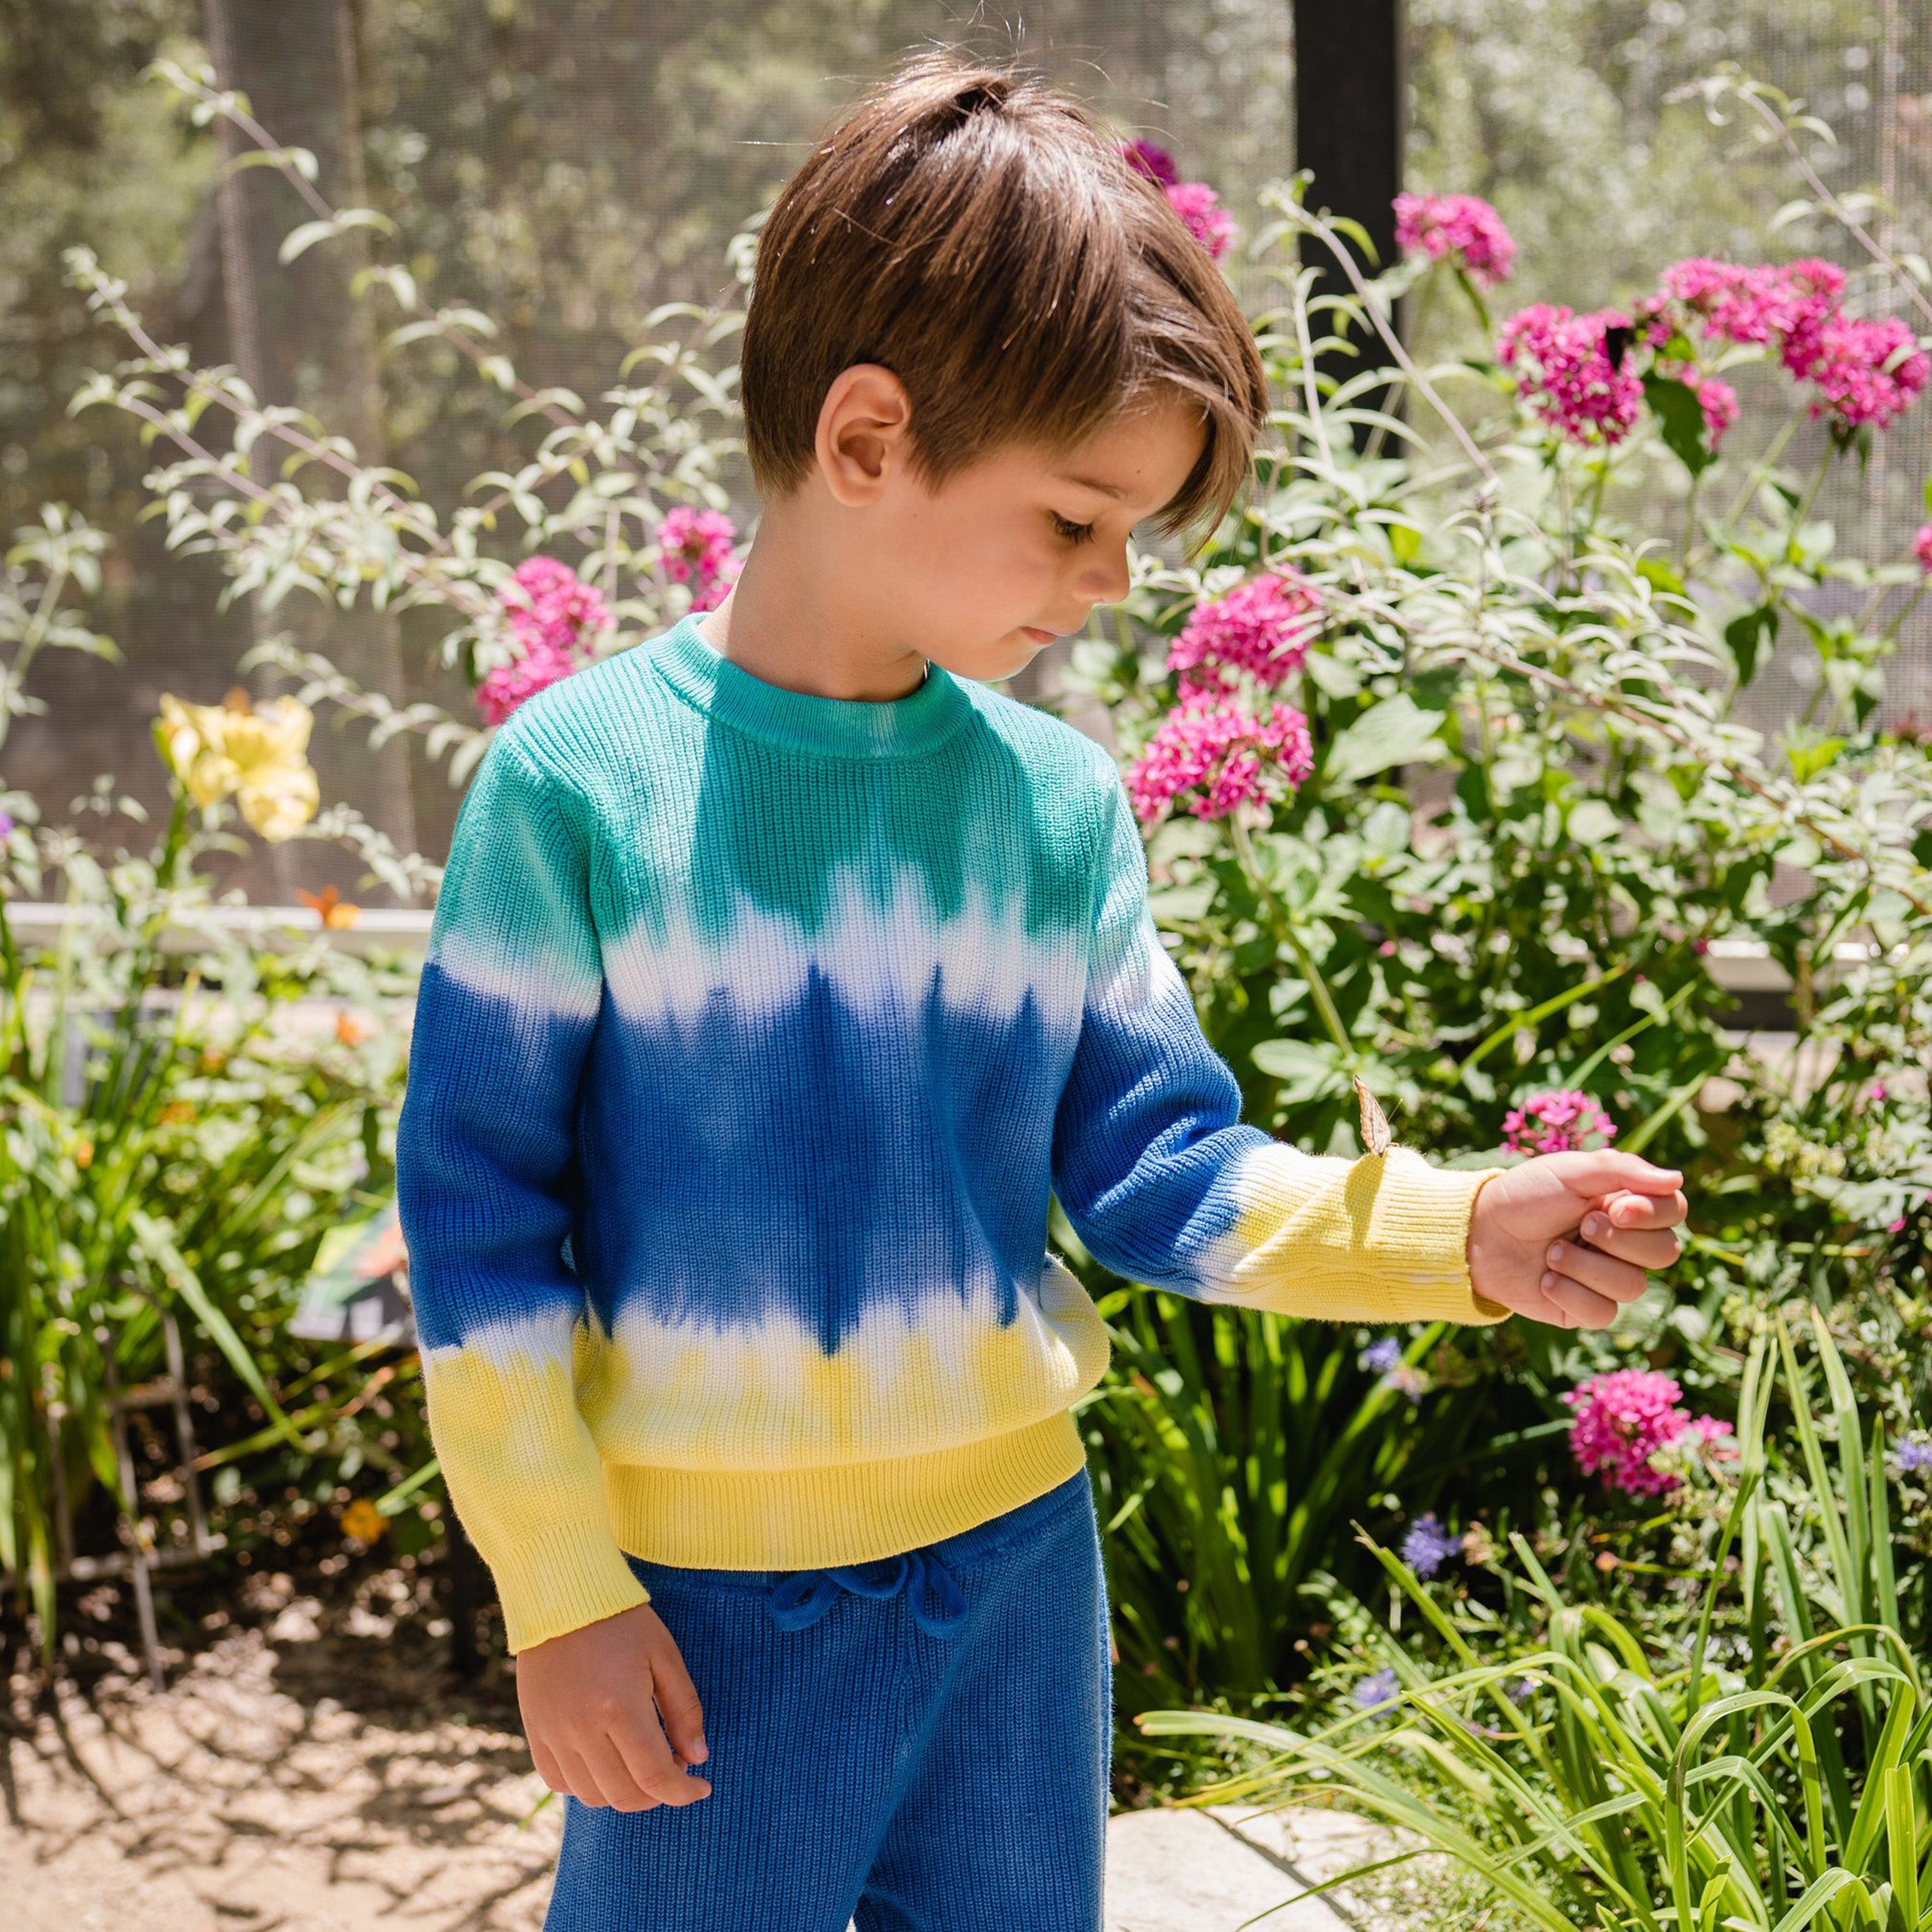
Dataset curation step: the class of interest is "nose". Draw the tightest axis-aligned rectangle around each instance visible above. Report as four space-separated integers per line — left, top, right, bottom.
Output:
1076 539 1133 610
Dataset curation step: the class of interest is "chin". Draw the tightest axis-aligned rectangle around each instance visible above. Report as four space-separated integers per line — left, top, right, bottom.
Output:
931 638 1040 685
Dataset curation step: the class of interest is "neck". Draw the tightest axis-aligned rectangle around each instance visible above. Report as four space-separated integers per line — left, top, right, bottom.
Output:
695 495 928 703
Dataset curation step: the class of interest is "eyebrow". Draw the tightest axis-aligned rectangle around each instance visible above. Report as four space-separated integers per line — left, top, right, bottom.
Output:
1052 472 1133 500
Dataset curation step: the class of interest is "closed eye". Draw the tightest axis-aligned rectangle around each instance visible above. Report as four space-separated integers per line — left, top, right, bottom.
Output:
1051 512 1097 545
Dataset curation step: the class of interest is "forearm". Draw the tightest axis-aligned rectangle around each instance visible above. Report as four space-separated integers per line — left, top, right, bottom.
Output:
1190 1141 1510 1324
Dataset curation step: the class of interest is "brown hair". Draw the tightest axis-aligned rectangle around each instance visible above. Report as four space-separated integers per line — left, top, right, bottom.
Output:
739 54 1268 543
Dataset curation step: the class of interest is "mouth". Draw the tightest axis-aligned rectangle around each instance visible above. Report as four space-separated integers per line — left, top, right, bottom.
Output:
1019 626 1063 645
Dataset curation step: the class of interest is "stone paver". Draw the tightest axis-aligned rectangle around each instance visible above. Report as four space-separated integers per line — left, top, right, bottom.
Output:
1106 1804 1360 1929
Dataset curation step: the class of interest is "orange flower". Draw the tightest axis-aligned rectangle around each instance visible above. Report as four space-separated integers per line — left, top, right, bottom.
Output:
340 1498 386 1543
158 1101 195 1125
335 1009 369 1047
298 884 361 931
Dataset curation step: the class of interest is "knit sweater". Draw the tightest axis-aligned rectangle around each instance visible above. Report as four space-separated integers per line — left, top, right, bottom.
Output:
392 612 1509 1654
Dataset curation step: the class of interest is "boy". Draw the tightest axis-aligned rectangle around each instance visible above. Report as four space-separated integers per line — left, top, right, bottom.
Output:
393 53 1688 1932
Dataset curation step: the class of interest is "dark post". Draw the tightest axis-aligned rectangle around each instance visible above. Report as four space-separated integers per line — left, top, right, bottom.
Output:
1293 0 1405 434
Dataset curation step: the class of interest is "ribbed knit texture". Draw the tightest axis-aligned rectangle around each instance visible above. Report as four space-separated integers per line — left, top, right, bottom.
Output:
541 1469 1109 1932
393 613 1508 1654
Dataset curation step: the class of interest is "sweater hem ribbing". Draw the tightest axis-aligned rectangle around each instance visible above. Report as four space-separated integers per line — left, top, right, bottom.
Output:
603 1411 1088 1570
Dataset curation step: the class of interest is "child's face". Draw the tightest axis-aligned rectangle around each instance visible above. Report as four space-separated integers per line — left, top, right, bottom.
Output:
872 391 1208 682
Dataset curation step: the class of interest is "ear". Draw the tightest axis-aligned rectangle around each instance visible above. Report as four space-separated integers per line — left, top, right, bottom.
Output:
814 364 914 507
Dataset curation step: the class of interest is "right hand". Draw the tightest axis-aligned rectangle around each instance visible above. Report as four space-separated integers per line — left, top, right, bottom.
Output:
515 1601 711 1811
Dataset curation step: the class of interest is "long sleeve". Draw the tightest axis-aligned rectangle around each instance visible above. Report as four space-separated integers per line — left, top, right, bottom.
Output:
394 728 649 1653
1050 774 1510 1326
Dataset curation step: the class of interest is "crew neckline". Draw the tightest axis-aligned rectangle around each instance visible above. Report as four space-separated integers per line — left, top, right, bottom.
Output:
648 614 976 760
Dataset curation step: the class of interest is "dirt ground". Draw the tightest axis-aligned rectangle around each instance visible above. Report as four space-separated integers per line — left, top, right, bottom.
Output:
1 1561 1400 1932
2 1564 565 1932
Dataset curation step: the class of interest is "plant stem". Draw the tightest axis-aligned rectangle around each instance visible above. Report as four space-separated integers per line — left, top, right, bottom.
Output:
1451 263 1492 339
1790 441 1836 536
1225 814 1352 1057
1718 405 1806 533
1678 469 1703 572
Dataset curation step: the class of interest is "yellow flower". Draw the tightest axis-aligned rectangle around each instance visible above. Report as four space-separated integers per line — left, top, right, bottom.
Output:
155 691 320 842
73 1136 94 1169
158 1101 195 1125
340 1498 386 1543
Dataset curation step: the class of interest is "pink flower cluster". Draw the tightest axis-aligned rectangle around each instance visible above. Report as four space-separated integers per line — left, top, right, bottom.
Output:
659 506 740 613
1126 569 1324 826
1564 1370 1735 1498
1167 570 1323 694
1658 256 1930 431
1497 304 1654 446
1915 525 1932 574
1500 1088 1617 1155
1394 192 1516 289
1695 375 1741 445
477 555 611 724
1119 142 1234 263
1127 685 1314 825
502 554 609 654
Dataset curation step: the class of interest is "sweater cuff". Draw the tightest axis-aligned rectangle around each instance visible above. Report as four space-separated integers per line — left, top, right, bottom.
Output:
1345 1150 1512 1325
480 1516 653 1656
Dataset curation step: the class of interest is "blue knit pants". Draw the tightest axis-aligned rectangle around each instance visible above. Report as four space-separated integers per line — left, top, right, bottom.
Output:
541 1467 1109 1932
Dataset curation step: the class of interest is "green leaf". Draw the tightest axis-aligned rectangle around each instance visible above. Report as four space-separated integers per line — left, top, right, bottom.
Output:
1636 556 1685 595
1567 799 1620 844
1787 736 1847 783
1324 694 1450 786
1725 605 1777 688
1250 1038 1349 1103
277 219 339 265
1642 371 1715 478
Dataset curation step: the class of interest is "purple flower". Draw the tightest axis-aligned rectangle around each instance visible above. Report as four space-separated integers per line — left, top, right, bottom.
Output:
1401 1512 1463 1581
0 810 12 841
1118 139 1179 188
1896 1440 1932 1476
1361 1337 1403 1374
1351 1668 1399 1710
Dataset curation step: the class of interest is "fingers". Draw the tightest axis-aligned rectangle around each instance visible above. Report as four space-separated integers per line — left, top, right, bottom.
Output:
1537 1272 1620 1330
648 1638 709 1767
576 1729 671 1813
1577 1208 1681 1271
547 1738 635 1810
528 1735 573 1798
608 1709 712 1808
1542 1237 1647 1309
1555 1152 1684 1199
1592 1188 1689 1234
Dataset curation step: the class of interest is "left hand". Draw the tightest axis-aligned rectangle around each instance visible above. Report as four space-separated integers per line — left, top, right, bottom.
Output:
1467 1152 1688 1330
